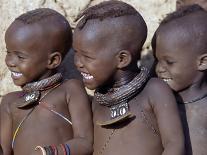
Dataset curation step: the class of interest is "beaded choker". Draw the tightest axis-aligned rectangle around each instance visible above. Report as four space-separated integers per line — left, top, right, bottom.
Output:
95 67 149 126
16 73 63 108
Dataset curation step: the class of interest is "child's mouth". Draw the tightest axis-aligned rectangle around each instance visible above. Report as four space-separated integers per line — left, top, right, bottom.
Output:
162 78 172 82
11 71 23 78
81 72 94 80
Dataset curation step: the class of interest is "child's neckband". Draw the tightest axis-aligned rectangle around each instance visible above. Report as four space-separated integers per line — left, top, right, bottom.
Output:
113 71 138 88
178 93 207 104
94 67 149 107
16 73 63 108
95 67 150 126
22 73 63 92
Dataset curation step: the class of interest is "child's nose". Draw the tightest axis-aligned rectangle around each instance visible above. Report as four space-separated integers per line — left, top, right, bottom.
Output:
156 62 166 74
74 53 84 69
5 54 17 68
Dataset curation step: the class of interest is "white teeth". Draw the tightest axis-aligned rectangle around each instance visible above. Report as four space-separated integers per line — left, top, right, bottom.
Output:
81 72 94 80
11 71 22 78
163 78 171 82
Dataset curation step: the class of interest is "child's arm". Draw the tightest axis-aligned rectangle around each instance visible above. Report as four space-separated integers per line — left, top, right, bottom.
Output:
64 79 93 155
0 145 3 155
148 78 185 155
0 95 13 155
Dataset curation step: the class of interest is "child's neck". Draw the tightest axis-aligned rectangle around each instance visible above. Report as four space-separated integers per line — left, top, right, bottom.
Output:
95 67 149 106
22 73 62 92
17 73 63 109
112 65 140 88
177 80 207 104
113 71 138 88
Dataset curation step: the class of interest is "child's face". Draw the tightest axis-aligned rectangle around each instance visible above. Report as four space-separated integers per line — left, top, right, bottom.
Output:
73 24 118 90
5 22 50 87
155 27 199 92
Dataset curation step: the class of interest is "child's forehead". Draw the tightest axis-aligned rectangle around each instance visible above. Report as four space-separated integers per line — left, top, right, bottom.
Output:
5 21 52 53
158 23 190 42
74 19 119 44
156 25 194 52
6 21 45 42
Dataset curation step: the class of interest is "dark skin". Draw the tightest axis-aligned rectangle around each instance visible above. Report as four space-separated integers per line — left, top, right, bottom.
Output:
1 18 93 155
176 0 207 10
73 15 184 155
0 144 2 155
155 11 207 155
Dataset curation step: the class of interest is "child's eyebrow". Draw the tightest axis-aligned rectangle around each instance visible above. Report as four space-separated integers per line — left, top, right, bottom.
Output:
13 50 29 56
79 49 92 55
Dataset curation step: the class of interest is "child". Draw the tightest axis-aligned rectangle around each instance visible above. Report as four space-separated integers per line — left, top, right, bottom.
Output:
152 5 207 155
73 1 184 155
0 8 93 155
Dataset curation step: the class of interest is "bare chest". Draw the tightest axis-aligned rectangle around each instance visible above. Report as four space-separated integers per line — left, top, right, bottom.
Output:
11 98 72 154
93 98 162 155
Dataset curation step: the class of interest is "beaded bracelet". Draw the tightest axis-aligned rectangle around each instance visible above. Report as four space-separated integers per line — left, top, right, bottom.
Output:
35 146 46 155
51 145 58 155
65 144 70 155
35 144 70 155
60 144 67 155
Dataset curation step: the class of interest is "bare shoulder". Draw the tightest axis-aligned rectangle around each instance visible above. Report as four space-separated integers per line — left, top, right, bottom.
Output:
0 91 22 113
1 91 22 106
61 79 89 104
62 79 85 91
144 77 176 106
145 77 171 92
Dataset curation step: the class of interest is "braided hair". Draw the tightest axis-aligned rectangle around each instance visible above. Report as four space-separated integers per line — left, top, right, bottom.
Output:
75 0 139 29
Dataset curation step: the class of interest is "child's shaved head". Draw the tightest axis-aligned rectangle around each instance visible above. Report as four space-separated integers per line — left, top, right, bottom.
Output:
74 0 147 62
10 8 72 57
152 4 207 56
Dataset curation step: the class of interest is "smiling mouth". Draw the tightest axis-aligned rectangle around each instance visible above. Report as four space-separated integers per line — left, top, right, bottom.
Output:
161 78 172 82
11 71 23 78
81 72 94 80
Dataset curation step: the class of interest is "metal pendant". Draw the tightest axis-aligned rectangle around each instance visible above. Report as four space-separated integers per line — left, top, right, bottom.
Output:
17 91 40 108
110 102 129 119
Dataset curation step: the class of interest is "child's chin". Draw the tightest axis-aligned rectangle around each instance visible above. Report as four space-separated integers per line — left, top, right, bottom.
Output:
13 80 26 88
85 85 96 90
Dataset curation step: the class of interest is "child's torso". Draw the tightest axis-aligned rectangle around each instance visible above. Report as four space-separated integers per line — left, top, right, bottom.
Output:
93 92 163 155
11 88 72 155
179 99 207 155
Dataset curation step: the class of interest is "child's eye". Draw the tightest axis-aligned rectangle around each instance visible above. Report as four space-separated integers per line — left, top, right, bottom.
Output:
166 60 174 65
83 55 94 61
6 50 11 54
17 55 25 60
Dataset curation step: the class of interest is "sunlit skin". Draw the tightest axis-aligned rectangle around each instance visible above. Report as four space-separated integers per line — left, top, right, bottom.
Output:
1 13 93 155
73 15 184 155
5 21 52 87
155 11 207 155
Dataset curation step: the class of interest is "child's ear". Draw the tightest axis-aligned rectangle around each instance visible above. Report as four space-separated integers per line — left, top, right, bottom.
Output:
116 50 132 69
197 53 207 71
47 52 62 69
